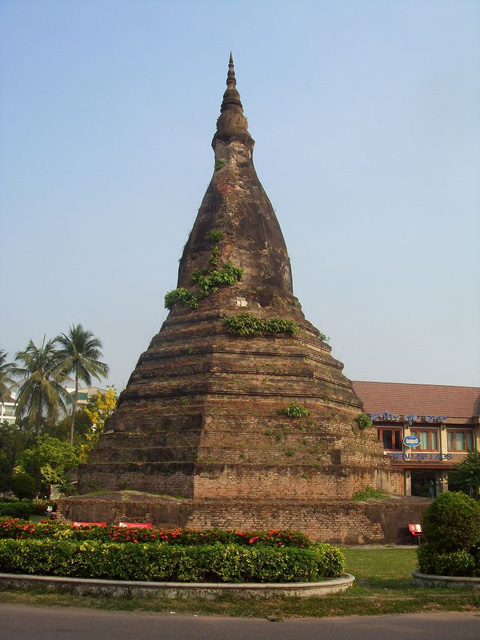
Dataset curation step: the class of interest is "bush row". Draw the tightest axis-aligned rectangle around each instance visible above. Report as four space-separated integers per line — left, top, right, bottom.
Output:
0 502 34 519
0 518 311 547
0 539 345 583
417 544 480 577
0 500 54 519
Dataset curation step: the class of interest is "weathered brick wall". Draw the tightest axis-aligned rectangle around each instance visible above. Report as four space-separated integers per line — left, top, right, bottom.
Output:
194 463 403 500
57 494 430 545
187 499 430 544
77 462 195 497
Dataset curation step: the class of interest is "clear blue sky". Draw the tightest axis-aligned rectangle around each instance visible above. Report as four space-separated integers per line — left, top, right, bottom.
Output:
1 0 479 392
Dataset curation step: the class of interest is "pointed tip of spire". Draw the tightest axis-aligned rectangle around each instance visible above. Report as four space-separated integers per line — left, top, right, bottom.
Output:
226 53 236 88
213 55 254 151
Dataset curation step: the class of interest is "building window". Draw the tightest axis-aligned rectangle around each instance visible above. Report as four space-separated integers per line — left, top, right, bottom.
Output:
378 428 402 451
447 430 474 452
410 429 439 451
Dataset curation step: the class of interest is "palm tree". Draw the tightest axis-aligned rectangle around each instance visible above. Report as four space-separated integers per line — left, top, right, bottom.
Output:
12 337 68 437
55 324 109 445
0 350 15 403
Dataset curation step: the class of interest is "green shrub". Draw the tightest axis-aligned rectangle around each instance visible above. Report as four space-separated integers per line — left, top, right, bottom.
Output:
422 491 480 552
0 501 34 519
355 413 372 431
31 500 56 516
164 287 199 310
10 472 36 500
417 543 476 577
224 313 298 337
0 539 345 583
164 242 242 310
191 261 243 295
209 229 224 244
280 402 309 419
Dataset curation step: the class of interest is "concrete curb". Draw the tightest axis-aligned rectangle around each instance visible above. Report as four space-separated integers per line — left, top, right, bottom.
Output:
0 572 355 599
411 570 480 590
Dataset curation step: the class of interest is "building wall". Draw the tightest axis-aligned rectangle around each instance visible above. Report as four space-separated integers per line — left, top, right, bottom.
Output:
0 401 15 424
352 382 480 498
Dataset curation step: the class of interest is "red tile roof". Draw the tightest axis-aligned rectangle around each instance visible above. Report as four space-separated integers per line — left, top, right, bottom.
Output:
352 381 480 418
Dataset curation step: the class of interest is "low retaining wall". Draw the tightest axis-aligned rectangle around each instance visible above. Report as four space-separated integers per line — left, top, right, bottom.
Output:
411 570 480 590
0 572 355 599
57 492 431 545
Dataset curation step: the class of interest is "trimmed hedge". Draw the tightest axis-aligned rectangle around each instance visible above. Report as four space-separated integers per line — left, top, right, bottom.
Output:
417 544 477 577
422 491 480 552
0 539 345 583
417 492 480 577
0 502 34 520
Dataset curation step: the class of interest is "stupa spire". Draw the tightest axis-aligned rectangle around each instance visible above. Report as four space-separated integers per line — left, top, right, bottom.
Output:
213 54 253 150
68 57 402 533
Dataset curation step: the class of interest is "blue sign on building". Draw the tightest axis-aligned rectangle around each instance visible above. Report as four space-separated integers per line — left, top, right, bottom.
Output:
403 435 421 448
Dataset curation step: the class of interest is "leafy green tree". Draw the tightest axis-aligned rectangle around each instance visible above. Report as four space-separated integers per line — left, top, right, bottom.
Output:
0 452 13 496
81 388 117 461
19 435 80 495
10 471 36 500
449 450 480 499
12 337 68 437
55 324 109 445
47 408 92 444
0 421 35 467
0 349 15 402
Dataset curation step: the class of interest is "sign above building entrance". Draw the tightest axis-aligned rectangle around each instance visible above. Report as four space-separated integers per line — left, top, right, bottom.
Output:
370 411 448 425
403 435 421 448
388 452 453 462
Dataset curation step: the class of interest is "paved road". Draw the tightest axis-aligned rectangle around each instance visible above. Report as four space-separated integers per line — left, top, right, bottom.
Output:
1 605 480 640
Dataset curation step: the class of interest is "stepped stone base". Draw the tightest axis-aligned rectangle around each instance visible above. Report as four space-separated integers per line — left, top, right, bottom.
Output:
57 491 431 545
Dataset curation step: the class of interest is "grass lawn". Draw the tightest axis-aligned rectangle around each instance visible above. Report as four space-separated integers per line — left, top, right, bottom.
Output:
29 515 47 524
0 546 479 619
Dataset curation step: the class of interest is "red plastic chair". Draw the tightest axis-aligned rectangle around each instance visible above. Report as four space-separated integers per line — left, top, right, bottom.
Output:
408 523 423 545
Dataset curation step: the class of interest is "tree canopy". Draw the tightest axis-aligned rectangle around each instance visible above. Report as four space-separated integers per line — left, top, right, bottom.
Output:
12 337 68 437
449 450 480 499
0 349 15 403
55 324 109 445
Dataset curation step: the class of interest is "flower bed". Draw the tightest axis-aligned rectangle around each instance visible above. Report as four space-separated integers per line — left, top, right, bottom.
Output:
0 518 345 583
0 518 310 547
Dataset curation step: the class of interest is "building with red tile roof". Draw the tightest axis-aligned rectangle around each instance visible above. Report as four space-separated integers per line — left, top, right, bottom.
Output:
352 381 480 497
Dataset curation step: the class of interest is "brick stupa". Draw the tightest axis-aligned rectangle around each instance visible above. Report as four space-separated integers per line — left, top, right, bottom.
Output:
63 58 408 541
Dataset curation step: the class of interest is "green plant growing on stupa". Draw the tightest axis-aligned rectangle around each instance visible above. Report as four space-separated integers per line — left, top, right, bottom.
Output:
209 229 224 244
280 401 309 419
356 413 373 431
164 229 242 309
191 261 243 295
164 288 199 310
224 313 298 337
